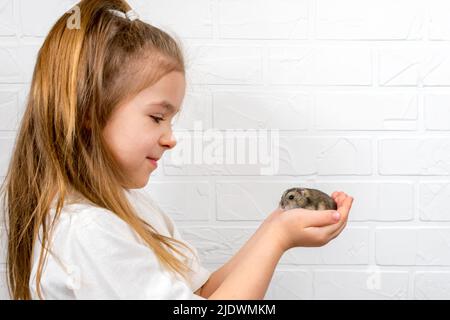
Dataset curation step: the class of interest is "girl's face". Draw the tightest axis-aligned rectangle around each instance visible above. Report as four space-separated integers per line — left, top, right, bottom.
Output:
102 71 185 189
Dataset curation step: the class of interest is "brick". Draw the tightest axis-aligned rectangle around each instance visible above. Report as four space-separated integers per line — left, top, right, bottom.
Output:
266 270 313 299
19 0 77 36
0 86 23 131
0 45 40 83
216 181 288 221
213 92 310 130
268 46 371 85
144 181 211 221
419 182 450 221
315 269 409 299
414 272 450 299
0 0 16 36
0 134 15 177
424 94 450 130
218 0 308 39
185 44 263 85
315 93 418 131
305 137 372 176
379 139 450 175
429 0 450 40
134 0 212 39
379 47 450 86
376 227 450 265
316 0 424 40
173 90 213 130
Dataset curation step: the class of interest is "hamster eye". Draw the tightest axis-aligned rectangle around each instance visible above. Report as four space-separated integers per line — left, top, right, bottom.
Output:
288 195 294 200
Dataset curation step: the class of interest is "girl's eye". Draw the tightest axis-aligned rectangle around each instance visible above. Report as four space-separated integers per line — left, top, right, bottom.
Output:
150 116 164 124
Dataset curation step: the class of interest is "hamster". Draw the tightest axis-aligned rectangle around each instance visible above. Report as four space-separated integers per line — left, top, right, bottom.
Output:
279 187 337 211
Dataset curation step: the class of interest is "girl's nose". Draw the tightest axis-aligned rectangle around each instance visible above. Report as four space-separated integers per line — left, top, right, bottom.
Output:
160 132 177 149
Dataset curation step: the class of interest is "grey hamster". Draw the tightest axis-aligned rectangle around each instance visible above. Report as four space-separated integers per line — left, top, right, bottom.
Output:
279 187 337 211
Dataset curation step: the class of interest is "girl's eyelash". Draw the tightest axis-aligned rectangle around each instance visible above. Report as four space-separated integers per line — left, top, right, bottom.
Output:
150 116 164 124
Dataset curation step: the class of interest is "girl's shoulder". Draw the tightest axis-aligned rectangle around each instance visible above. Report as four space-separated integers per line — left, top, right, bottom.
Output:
46 193 142 245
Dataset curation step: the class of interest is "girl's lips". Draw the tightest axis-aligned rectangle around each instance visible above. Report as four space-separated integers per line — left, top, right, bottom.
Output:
146 157 158 168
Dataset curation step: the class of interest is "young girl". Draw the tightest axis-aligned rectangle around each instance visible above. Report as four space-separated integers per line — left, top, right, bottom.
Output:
0 0 353 300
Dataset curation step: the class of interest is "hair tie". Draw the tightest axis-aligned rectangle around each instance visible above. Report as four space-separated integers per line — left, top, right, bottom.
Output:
108 9 139 21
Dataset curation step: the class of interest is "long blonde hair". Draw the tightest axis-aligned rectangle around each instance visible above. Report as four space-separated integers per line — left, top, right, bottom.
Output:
0 0 194 300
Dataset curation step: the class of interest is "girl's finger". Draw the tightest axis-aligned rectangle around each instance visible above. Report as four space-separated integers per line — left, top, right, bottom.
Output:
331 191 340 200
337 196 353 220
307 222 340 237
287 208 341 228
333 191 344 199
315 195 353 236
300 227 336 247
329 220 348 240
328 205 351 237
335 192 348 205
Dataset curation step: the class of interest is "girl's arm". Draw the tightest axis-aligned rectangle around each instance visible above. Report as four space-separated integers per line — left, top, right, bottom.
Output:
196 217 283 299
196 192 353 299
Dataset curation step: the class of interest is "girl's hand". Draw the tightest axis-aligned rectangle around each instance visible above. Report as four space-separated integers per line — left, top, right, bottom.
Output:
264 191 353 252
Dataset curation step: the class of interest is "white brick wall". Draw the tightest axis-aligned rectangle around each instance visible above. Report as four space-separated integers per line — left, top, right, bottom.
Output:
1 0 450 300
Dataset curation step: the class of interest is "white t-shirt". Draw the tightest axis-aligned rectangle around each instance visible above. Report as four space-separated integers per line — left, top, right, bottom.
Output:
29 188 211 299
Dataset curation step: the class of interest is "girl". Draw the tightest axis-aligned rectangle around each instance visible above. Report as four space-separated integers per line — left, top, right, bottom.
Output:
0 0 353 300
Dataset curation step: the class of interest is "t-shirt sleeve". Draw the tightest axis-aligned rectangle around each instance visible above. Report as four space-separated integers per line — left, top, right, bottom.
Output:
57 208 206 300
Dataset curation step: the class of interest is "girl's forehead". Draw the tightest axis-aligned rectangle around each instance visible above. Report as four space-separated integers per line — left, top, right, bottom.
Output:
135 72 185 103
